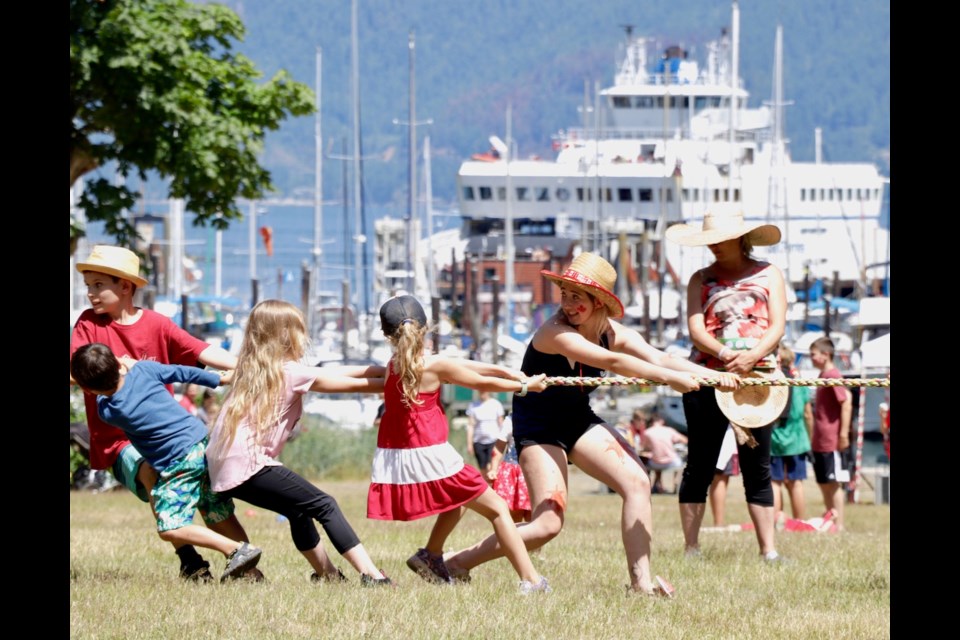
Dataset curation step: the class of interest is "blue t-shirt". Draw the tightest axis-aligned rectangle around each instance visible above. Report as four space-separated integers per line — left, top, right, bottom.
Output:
96 361 220 471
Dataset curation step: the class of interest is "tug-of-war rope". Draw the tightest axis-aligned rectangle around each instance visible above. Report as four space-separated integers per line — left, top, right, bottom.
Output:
543 376 889 388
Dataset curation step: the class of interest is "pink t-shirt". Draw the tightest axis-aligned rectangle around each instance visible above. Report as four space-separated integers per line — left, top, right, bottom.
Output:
206 361 318 492
811 367 850 452
70 308 210 469
640 425 684 466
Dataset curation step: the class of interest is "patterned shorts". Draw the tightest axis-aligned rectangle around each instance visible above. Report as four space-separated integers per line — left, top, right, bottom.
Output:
494 461 531 513
152 439 235 533
111 444 150 503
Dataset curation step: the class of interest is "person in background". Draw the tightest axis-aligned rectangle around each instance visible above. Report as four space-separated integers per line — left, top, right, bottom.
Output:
771 345 813 520
70 244 244 581
707 425 740 527
665 211 788 563
441 253 737 595
176 383 200 416
465 391 505 484
196 389 221 427
639 414 687 494
70 343 261 582
810 336 852 531
207 300 393 586
485 412 531 524
369 295 551 594
879 401 890 460
627 408 649 456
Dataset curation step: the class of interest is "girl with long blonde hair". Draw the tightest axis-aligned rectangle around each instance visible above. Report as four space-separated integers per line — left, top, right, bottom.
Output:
207 300 393 586
368 295 552 594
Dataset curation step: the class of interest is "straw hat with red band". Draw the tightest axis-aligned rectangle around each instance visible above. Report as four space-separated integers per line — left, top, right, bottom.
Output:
664 211 781 247
540 252 625 319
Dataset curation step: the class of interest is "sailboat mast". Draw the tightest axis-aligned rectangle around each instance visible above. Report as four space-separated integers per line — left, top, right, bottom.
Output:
351 0 363 312
424 135 437 299
406 30 417 295
726 0 739 202
312 46 323 334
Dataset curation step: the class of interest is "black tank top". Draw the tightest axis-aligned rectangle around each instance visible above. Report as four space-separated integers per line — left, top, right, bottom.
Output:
512 332 609 434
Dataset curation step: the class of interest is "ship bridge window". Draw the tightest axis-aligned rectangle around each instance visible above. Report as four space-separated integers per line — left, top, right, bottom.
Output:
635 96 655 108
556 187 570 201
856 189 862 200
846 188 853 200
711 97 722 108
639 188 653 202
479 186 493 200
613 96 631 108
734 188 740 202
463 186 475 201
602 188 612 202
519 220 555 234
659 188 673 202
695 96 708 110
618 188 633 202
819 189 825 200
837 189 843 201
682 188 690 202
497 187 507 201
576 187 592 202
656 97 664 108
801 189 806 201
713 189 721 202
516 187 530 201
535 187 550 201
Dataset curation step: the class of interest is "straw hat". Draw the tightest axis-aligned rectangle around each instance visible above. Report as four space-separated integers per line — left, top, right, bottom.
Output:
715 368 789 429
540 252 624 319
75 245 149 288
664 211 781 247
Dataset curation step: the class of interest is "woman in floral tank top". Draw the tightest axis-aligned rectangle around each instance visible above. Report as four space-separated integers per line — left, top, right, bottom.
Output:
666 211 788 563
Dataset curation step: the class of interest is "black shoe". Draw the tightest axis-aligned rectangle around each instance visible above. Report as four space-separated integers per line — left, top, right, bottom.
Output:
180 559 213 582
221 542 262 582
360 572 395 587
311 567 348 583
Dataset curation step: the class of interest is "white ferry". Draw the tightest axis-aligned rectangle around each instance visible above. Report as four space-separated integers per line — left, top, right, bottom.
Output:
454 2 888 297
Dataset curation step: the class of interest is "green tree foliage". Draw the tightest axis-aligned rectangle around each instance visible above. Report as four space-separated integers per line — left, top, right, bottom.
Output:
69 0 316 253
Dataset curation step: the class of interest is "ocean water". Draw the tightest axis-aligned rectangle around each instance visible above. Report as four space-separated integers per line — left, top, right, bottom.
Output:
78 201 460 312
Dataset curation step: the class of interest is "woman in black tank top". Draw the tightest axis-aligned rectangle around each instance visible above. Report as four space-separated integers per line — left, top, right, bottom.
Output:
442 253 738 595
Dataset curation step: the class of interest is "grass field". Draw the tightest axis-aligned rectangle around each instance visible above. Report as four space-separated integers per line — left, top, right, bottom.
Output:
69 469 890 639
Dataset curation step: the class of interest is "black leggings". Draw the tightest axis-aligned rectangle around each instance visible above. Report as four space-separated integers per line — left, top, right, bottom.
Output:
221 465 361 554
677 387 774 507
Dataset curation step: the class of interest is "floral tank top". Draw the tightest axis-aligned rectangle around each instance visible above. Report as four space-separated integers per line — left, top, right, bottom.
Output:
690 261 778 371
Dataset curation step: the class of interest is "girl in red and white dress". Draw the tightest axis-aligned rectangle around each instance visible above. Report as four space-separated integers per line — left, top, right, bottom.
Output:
367 295 551 594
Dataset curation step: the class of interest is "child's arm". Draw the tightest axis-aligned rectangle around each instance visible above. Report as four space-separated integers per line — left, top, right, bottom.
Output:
430 357 547 395
456 358 525 381
308 370 386 394
313 364 387 379
485 438 507 483
197 345 238 371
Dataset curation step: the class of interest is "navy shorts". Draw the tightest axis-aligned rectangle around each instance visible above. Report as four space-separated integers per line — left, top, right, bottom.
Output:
770 454 808 482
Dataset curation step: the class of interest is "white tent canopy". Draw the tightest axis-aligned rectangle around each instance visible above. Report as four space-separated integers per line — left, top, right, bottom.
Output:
859 333 890 370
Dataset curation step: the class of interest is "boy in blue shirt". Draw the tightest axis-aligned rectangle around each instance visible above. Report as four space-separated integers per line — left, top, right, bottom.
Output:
70 342 262 582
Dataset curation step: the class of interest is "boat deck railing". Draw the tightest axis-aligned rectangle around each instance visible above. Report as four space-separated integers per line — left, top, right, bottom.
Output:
560 127 769 144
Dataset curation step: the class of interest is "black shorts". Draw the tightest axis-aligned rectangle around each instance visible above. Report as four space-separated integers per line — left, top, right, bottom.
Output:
812 451 851 484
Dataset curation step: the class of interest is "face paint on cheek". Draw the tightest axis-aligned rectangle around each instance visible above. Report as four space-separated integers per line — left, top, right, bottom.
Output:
576 305 587 313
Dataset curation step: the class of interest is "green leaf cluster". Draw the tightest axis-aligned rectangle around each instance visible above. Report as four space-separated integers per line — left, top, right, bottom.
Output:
69 0 315 252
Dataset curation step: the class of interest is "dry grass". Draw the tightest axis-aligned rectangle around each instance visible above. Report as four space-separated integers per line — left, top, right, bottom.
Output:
70 470 889 639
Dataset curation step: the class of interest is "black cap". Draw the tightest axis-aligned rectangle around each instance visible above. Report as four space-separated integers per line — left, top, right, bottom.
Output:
380 295 427 336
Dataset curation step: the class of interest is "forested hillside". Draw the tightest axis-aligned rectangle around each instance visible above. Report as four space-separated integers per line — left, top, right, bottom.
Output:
211 0 889 211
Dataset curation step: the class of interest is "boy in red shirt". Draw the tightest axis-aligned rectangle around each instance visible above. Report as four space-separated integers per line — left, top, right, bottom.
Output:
809 336 852 531
70 245 246 580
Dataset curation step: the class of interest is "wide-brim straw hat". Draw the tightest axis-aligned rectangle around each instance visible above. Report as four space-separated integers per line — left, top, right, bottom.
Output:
665 211 781 247
76 244 149 288
715 368 789 429
541 252 625 319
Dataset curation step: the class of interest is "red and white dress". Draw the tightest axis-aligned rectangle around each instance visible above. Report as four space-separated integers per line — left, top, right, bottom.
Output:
367 365 488 521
